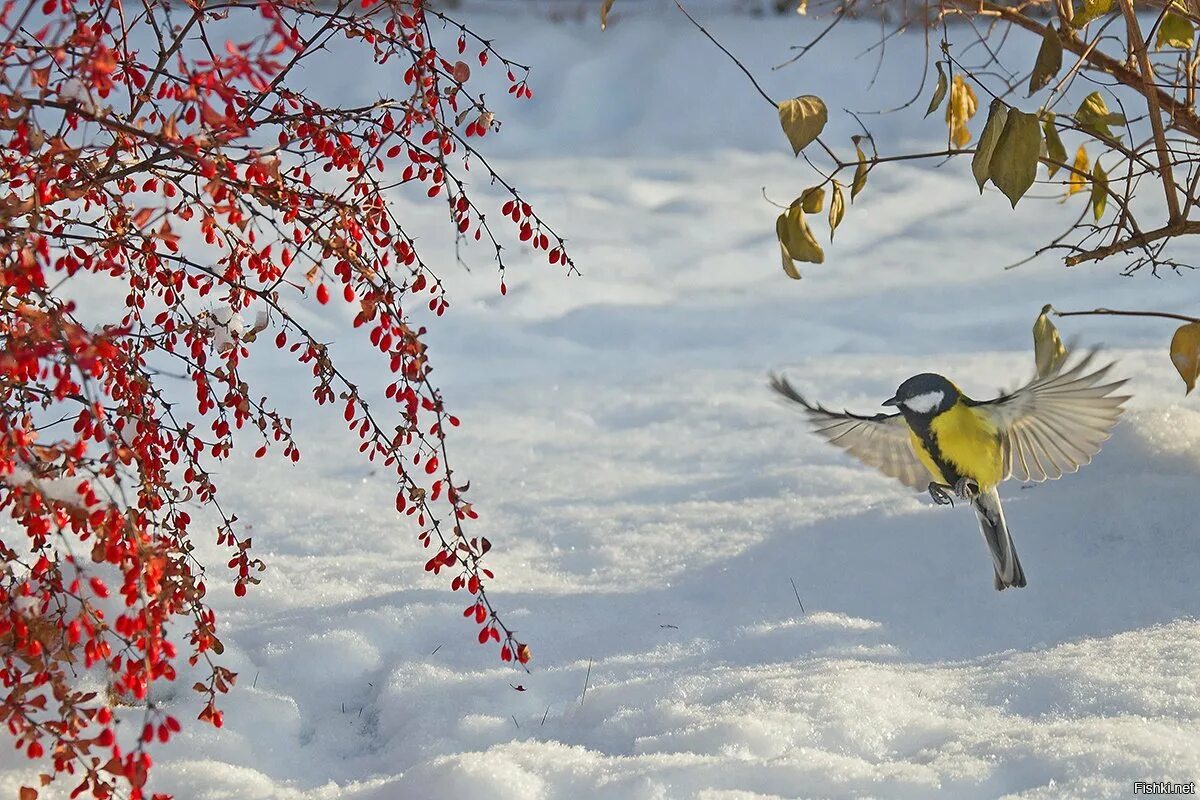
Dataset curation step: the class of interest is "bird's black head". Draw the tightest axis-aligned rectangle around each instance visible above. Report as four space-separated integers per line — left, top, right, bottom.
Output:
882 373 960 417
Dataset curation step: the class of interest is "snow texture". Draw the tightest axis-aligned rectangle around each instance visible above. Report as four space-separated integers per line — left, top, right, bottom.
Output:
3 6 1199 799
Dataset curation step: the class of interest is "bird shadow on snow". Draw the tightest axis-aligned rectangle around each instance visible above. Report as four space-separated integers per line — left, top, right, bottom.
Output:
663 419 1200 666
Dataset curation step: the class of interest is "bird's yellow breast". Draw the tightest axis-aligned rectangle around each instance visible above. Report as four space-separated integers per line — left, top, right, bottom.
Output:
909 402 1003 490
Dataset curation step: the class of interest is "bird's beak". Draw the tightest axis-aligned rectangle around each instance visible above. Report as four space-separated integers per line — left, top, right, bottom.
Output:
882 395 900 407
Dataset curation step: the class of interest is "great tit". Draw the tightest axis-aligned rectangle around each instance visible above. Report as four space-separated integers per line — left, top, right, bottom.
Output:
770 352 1128 590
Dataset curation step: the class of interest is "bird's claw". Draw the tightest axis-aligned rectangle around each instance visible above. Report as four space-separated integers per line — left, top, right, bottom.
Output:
928 482 955 507
954 477 980 501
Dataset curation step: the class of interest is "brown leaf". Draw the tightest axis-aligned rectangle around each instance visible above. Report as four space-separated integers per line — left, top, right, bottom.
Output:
600 0 615 30
161 114 180 141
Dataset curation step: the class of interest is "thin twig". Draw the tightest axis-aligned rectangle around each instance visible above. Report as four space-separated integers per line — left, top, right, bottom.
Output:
1056 308 1200 322
789 577 806 615
674 0 777 108
579 659 593 707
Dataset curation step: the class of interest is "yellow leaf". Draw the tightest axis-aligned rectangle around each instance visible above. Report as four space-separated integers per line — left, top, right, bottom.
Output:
1028 24 1063 95
600 0 615 30
828 181 845 240
926 62 948 117
989 109 1043 207
1090 159 1108 221
1073 0 1114 26
776 204 824 274
798 186 825 213
1042 112 1066 178
778 96 828 156
972 99 1009 192
1033 304 1068 378
1157 9 1195 49
1068 144 1089 196
1075 91 1125 140
945 75 979 148
851 140 868 201
779 242 802 280
1171 321 1200 393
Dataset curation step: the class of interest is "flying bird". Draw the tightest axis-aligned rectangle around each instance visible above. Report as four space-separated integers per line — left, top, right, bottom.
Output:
770 352 1128 590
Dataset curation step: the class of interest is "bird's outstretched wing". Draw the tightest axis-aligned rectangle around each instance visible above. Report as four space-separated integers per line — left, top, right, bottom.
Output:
971 351 1129 482
769 373 931 491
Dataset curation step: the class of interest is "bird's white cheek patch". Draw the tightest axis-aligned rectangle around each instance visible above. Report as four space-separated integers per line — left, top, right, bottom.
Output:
904 391 944 414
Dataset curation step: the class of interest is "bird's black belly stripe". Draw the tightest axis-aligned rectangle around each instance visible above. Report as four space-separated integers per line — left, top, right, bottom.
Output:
906 415 962 486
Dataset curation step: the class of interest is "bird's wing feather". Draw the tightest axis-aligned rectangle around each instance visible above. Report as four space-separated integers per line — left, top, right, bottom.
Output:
972 350 1129 482
769 373 931 491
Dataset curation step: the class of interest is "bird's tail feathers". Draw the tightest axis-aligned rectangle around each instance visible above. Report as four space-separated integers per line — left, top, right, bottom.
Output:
972 488 1026 590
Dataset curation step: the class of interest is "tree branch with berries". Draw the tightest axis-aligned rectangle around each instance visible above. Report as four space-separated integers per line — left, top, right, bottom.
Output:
0 1 559 797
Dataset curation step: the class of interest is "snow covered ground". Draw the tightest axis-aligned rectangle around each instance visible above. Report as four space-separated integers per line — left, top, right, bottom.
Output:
5 5 1200 799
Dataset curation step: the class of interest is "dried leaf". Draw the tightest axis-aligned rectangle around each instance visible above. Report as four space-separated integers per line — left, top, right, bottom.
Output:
851 140 869 201
1042 112 1067 178
798 186 825 213
776 213 803 279
1157 9 1195 49
1073 0 1114 26
776 205 824 272
600 0 615 30
778 96 828 156
1170 321 1200 393
972 99 1009 192
1029 24 1063 95
161 114 180 142
19 787 37 800
988 109 1042 207
925 62 948 117
1074 91 1125 140
1068 144 1090 196
945 75 979 148
779 242 802 280
828 181 845 240
1033 304 1067 378
1090 159 1108 220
